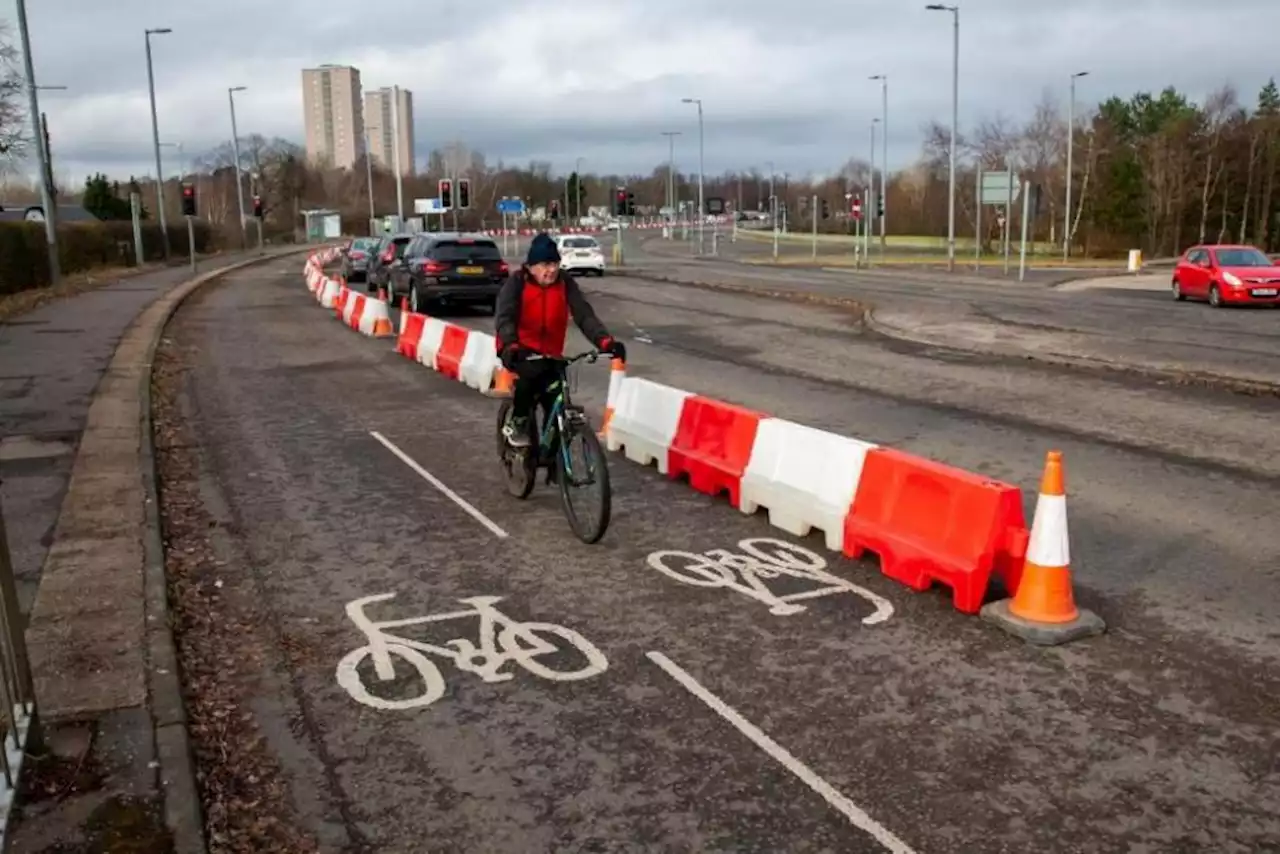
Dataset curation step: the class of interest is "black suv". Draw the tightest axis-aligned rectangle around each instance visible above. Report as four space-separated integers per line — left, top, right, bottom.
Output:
389 232 510 314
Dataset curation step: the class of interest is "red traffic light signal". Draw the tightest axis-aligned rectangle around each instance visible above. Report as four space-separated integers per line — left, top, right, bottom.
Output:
252 194 263 218
181 181 196 217
439 179 453 210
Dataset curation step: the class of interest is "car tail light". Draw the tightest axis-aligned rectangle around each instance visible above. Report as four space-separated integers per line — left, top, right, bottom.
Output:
350 250 365 260
422 260 448 275
380 249 394 262
497 261 509 275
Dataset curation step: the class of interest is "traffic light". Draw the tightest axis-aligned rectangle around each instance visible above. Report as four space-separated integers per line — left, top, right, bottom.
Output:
439 179 453 210
876 194 884 218
458 179 471 210
614 188 626 216
549 199 560 220
625 191 636 216
821 199 830 219
181 181 196 217
252 195 263 218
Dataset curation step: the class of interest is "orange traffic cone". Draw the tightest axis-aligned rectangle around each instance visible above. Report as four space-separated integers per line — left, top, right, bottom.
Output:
981 451 1105 645
488 367 516 398
597 358 626 438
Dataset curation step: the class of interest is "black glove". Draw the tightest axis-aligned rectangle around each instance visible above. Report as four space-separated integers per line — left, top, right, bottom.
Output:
600 338 626 362
500 344 525 371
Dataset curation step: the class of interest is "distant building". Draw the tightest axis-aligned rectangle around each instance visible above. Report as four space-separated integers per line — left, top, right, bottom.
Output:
363 87 415 175
302 65 364 170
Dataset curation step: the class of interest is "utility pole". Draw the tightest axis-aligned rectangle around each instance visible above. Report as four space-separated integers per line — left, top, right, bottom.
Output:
870 74 889 253
926 4 959 271
661 131 680 233
17 1 60 282
364 128 375 235
1064 70 1089 261
228 86 248 249
682 98 705 255
145 27 173 259
391 86 405 224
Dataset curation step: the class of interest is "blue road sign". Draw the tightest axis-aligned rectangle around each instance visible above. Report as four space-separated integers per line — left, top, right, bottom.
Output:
497 198 526 214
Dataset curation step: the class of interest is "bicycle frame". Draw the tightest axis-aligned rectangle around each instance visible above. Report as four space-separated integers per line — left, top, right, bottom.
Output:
346 593 525 683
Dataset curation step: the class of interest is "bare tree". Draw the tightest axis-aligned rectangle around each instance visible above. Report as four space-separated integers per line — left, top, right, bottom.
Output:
1197 86 1236 243
0 23 28 171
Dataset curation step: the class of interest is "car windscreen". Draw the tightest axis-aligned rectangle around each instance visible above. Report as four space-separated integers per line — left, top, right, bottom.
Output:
351 238 380 251
431 241 503 262
1215 247 1272 267
562 238 598 249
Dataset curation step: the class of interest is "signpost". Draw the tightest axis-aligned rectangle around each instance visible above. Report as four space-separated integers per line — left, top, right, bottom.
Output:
977 168 1019 272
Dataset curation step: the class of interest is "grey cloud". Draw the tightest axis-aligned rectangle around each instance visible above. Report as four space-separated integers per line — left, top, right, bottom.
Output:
9 0 1278 182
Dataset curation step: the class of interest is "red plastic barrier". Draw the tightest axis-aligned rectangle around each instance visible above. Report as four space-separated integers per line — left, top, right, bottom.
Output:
334 287 349 320
349 295 367 331
842 447 1029 614
666 396 765 508
435 324 469 380
396 312 427 360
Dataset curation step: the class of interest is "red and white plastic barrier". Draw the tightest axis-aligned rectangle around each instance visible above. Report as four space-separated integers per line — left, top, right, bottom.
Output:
302 246 1036 616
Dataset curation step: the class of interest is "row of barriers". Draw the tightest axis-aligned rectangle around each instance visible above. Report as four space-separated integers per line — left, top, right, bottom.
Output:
302 248 1105 646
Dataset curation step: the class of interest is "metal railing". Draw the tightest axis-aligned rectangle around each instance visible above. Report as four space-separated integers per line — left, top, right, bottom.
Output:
0 489 37 849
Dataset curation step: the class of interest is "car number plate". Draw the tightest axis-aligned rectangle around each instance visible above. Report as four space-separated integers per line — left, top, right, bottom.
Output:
1252 288 1277 297
458 266 483 275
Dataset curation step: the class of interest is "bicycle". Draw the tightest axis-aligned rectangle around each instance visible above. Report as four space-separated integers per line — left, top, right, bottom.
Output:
336 592 609 711
496 350 614 544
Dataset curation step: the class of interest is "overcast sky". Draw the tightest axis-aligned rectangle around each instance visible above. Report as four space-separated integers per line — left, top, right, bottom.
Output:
4 0 1275 186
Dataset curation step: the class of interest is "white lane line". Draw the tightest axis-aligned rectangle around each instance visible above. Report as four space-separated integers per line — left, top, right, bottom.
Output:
370 430 509 539
646 651 918 854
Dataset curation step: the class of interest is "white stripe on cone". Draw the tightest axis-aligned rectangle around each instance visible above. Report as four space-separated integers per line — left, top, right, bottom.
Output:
1026 494 1069 567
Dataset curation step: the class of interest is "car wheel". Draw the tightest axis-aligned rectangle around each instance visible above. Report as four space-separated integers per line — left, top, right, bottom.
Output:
1171 278 1184 301
1209 284 1223 307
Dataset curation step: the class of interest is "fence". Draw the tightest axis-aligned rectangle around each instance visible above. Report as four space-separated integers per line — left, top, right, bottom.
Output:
0 491 37 849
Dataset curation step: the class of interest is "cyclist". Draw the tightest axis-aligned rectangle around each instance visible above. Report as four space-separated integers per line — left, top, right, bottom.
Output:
495 232 626 450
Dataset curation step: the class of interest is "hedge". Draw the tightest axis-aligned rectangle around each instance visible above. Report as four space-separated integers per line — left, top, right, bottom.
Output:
0 220 219 296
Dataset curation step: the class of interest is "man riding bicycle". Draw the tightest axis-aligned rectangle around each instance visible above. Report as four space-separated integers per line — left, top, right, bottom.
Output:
495 232 626 450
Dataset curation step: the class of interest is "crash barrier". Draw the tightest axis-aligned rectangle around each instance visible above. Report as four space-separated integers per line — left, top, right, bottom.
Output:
301 249 1101 643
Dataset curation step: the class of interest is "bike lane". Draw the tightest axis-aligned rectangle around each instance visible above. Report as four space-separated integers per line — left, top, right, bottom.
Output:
171 259 1280 853
172 260 914 853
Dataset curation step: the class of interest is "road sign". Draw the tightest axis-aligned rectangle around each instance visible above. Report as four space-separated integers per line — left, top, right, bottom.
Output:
980 171 1021 206
497 198 525 214
414 198 444 214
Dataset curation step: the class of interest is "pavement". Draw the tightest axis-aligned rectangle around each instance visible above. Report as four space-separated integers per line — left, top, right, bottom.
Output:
626 234 1280 394
0 246 313 853
141 253 1280 852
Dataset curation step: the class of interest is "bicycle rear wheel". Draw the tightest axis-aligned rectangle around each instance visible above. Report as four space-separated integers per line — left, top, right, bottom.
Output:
496 400 536 499
557 420 612 543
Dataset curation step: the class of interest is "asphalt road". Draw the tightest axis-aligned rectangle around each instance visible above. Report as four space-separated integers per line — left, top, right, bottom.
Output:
622 233 1280 388
159 255 1280 853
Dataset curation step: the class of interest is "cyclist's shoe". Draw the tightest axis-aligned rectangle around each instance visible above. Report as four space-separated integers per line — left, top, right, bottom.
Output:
545 462 558 485
503 416 531 448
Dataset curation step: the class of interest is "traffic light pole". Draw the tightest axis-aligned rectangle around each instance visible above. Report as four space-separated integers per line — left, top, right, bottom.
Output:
186 214 196 273
811 194 818 259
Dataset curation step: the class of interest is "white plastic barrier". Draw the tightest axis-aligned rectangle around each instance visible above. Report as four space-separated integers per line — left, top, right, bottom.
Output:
739 419 878 552
604 378 692 472
459 331 498 392
319 277 340 309
417 317 449 370
358 297 392 337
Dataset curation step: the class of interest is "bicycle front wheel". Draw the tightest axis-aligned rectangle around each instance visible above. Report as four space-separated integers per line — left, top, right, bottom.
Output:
557 423 612 544
496 400 536 499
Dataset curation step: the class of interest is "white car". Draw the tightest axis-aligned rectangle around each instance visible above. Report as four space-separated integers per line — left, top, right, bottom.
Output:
554 235 606 276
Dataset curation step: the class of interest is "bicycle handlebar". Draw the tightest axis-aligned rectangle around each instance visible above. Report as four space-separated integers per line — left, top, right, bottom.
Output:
521 350 616 365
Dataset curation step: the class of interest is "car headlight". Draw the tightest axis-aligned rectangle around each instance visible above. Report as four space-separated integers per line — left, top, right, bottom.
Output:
1222 271 1243 286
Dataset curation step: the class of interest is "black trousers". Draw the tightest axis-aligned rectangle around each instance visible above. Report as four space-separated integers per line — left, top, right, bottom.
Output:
510 359 562 461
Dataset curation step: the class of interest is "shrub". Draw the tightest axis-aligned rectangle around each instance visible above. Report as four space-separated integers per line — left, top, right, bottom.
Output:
0 220 221 296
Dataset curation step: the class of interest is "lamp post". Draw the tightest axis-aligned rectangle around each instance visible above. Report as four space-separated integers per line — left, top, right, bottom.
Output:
228 86 248 247
1064 70 1089 261
661 131 680 226
15 2 59 281
681 97 705 254
870 74 888 252
145 27 173 258
925 4 959 271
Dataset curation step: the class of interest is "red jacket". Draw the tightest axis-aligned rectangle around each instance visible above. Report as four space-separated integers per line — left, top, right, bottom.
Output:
494 268 610 357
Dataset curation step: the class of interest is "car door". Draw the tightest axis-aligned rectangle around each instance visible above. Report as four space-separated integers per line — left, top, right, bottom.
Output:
390 237 418 293
1182 248 1207 296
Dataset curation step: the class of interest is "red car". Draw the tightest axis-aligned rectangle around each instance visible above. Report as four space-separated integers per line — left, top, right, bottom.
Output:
1172 244 1280 307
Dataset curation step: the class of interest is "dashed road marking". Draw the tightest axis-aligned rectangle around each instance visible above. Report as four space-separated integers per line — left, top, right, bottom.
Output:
370 430 509 539
646 651 918 854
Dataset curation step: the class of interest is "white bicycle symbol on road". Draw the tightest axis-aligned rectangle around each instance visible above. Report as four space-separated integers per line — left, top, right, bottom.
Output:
647 537 894 624
336 592 609 711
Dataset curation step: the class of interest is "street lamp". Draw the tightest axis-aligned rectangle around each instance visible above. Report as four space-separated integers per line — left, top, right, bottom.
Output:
228 86 248 246
1064 70 1089 261
145 27 172 259
660 131 680 225
574 157 584 221
925 4 958 271
868 118 880 263
15 1 59 281
681 97 705 254
35 85 67 204
870 74 888 251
